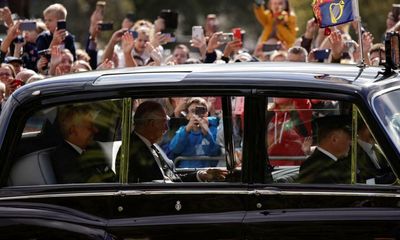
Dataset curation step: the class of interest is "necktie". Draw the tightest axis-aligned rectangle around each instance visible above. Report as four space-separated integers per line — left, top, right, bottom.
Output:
151 144 181 182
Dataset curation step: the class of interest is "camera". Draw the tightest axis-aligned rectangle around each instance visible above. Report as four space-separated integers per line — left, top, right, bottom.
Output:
98 22 114 31
195 106 207 116
57 20 66 30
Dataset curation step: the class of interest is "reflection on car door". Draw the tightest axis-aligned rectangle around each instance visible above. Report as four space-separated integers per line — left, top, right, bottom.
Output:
109 185 247 239
244 95 400 239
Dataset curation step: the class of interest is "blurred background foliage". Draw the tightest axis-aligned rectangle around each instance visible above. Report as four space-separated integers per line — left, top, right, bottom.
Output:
6 0 398 50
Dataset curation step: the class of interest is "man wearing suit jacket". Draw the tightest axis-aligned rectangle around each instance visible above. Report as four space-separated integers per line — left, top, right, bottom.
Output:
51 105 115 184
356 120 395 184
298 115 352 184
117 101 227 183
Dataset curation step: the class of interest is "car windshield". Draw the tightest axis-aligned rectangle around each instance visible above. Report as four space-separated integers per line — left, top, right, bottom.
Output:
374 89 400 152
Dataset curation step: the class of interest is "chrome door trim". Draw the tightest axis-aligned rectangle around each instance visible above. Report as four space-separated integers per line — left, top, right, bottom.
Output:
0 189 399 201
252 189 400 198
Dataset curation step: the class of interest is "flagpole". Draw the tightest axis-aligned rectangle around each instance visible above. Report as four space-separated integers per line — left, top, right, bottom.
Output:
353 0 365 68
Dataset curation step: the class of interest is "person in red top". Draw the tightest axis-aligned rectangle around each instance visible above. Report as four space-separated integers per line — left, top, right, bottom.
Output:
266 98 312 165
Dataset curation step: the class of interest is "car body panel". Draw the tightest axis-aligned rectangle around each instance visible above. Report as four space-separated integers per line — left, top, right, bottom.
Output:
1 62 400 238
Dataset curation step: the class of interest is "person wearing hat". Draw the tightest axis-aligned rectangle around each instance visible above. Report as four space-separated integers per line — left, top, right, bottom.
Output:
298 115 352 184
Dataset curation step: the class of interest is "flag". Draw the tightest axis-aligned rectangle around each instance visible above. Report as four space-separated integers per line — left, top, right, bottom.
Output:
312 0 359 28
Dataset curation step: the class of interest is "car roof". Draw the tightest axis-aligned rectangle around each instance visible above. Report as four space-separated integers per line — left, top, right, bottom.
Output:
10 62 400 103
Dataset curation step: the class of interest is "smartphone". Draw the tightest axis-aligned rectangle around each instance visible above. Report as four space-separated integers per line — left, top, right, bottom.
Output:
159 9 178 30
262 43 281 52
19 21 37 31
98 22 114 31
162 32 176 43
313 49 331 62
192 26 204 40
14 35 24 43
128 30 138 38
232 27 242 47
218 33 233 43
195 106 207 116
0 0 8 8
38 49 51 60
57 20 66 30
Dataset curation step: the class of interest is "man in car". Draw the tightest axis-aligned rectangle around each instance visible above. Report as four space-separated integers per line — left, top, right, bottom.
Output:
51 105 115 183
117 101 227 183
298 115 352 184
356 119 396 184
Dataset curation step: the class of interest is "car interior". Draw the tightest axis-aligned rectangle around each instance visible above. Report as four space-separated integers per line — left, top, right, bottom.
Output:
7 95 396 186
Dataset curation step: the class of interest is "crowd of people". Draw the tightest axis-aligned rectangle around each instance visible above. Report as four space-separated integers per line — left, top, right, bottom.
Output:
2 0 397 184
0 1 398 105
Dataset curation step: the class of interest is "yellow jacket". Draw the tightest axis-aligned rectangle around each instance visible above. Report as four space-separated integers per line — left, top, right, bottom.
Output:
253 4 297 47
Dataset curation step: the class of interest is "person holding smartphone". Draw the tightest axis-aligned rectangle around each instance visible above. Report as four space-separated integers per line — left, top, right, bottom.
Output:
169 97 221 168
36 3 76 73
253 0 297 48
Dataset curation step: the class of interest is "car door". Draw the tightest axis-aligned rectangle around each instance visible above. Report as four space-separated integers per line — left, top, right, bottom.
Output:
0 97 124 239
243 94 400 239
107 95 247 239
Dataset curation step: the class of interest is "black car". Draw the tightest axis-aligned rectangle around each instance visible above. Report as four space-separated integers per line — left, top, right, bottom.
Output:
1 37 400 239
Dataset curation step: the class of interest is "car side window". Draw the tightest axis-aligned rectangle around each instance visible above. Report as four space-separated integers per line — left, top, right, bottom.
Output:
116 96 242 184
266 97 395 185
8 99 122 186
9 96 243 186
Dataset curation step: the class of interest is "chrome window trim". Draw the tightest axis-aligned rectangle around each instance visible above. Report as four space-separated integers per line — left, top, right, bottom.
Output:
0 189 399 201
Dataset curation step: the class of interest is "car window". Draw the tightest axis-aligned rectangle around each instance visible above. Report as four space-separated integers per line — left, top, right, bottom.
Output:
9 99 122 186
9 96 242 186
118 96 242 183
374 89 400 150
266 97 395 185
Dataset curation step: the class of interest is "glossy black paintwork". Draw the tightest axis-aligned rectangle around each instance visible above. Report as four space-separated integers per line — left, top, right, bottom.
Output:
0 62 400 239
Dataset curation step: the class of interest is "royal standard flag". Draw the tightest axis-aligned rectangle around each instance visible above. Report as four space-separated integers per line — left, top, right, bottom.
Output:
312 0 359 28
